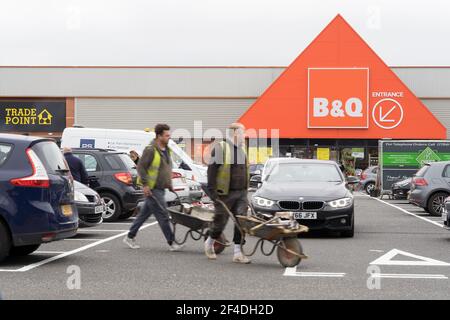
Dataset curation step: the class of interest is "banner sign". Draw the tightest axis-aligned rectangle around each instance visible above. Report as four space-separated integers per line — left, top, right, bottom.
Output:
0 100 66 133
379 140 450 190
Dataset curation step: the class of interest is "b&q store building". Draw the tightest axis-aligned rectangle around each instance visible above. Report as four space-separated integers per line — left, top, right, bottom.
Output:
1 15 449 168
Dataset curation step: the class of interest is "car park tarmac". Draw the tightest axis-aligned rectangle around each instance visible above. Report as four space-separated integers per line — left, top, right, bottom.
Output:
0 193 449 300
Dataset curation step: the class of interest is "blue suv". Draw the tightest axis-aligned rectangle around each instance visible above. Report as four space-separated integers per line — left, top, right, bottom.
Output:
0 134 78 262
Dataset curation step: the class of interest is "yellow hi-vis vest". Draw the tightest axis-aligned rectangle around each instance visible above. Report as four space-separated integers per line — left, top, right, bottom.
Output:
137 146 171 189
216 141 249 196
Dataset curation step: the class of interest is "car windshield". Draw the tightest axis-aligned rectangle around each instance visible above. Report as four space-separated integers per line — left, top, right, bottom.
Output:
266 163 342 183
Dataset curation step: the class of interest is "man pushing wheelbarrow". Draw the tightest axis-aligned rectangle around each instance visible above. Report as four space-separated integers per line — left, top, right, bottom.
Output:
204 123 251 264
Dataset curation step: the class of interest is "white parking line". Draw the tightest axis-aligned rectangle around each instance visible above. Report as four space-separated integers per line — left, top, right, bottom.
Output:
77 229 129 232
0 221 158 272
366 195 445 228
35 251 66 254
284 267 346 278
371 273 448 279
64 238 105 241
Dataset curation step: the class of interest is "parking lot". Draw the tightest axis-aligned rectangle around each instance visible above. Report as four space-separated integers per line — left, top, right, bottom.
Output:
1 192 449 300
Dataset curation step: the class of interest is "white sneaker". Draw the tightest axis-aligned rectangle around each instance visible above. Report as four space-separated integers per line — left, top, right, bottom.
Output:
204 241 217 260
169 243 184 252
233 254 251 264
123 236 140 249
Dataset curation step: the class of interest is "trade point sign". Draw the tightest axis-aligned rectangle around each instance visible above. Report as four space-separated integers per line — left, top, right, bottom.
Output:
239 15 446 139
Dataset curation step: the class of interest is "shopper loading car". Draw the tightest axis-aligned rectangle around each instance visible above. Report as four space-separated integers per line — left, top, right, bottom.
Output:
123 123 183 252
205 122 251 264
63 147 89 185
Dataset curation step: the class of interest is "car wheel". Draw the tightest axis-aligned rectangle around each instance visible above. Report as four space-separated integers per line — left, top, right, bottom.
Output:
101 193 122 222
427 192 448 217
9 244 40 256
365 182 375 195
0 221 11 262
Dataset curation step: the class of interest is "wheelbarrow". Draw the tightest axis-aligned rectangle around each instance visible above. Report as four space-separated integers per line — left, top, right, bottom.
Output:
215 199 309 267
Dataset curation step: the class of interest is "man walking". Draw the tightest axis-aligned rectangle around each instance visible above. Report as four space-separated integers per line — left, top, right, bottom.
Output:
63 147 89 185
204 123 251 264
123 124 182 252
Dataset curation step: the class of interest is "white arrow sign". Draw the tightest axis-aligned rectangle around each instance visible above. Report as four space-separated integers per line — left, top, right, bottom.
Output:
379 105 397 122
370 249 450 266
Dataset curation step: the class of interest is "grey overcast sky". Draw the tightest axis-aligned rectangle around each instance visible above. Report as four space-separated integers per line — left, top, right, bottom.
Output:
0 0 448 66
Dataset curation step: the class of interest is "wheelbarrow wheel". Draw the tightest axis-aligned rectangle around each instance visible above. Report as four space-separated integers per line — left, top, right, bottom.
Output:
277 238 303 267
204 233 227 255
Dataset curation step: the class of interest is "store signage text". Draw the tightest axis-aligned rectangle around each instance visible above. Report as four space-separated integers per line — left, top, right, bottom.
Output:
308 68 369 129
313 97 363 118
0 100 66 132
3 107 53 126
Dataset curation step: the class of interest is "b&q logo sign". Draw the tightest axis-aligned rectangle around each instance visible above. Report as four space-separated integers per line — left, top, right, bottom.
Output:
238 15 446 139
308 68 369 128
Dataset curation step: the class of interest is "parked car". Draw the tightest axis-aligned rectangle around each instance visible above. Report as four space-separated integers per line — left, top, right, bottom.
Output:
165 169 191 205
261 157 285 181
409 162 450 216
61 127 207 183
391 178 412 200
251 159 358 237
186 178 204 202
133 168 192 217
70 148 144 222
443 196 450 228
74 181 104 227
358 166 378 194
0 134 78 262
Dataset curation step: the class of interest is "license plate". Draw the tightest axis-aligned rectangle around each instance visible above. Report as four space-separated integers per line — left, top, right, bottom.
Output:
95 205 105 214
61 205 73 217
293 212 317 219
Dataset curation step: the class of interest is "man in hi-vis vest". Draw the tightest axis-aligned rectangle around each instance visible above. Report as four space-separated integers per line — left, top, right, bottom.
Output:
123 124 183 252
205 123 251 264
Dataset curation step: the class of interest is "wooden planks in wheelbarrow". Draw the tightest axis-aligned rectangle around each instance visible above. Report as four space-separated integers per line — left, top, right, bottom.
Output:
168 206 214 231
236 215 308 241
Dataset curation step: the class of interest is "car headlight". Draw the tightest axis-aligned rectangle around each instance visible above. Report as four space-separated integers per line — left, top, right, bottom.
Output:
253 196 275 208
74 191 89 202
327 197 353 209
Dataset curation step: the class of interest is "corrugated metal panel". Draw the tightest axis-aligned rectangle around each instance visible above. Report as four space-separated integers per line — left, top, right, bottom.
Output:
421 99 450 138
0 67 449 98
0 67 283 98
75 98 255 138
393 68 450 98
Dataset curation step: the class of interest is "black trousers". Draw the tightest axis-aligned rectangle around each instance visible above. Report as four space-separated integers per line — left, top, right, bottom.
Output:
210 190 248 244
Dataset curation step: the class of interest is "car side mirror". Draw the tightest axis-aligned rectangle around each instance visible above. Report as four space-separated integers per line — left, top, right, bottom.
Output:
250 174 262 189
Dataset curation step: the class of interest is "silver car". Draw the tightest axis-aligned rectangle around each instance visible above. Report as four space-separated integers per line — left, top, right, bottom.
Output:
409 162 450 216
358 166 378 194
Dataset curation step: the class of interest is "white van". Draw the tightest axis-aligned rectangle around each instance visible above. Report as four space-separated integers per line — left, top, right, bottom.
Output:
61 127 207 183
